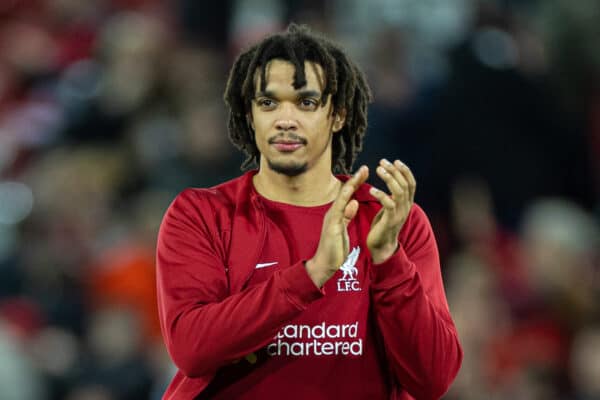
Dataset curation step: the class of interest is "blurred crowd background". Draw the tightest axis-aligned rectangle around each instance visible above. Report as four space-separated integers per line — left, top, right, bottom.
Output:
0 0 598 399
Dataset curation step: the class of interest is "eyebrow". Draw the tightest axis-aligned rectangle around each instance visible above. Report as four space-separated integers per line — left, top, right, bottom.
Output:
255 89 322 99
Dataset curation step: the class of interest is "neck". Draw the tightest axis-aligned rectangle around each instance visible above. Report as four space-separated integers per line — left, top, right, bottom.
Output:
253 161 341 206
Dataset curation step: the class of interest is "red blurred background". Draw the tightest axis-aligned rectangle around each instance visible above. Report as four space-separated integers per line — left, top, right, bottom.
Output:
0 0 598 399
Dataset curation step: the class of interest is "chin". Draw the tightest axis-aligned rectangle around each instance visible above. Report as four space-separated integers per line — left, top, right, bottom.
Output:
266 159 308 177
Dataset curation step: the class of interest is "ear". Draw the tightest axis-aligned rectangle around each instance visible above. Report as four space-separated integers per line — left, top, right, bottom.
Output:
332 109 346 132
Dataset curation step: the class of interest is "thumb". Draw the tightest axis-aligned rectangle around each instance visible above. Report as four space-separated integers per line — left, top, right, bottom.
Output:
343 199 359 227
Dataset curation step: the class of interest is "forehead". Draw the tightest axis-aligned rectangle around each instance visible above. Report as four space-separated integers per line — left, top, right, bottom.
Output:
254 59 325 93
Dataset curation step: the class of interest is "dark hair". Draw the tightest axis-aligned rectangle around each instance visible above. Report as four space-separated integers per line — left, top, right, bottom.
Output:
224 23 373 174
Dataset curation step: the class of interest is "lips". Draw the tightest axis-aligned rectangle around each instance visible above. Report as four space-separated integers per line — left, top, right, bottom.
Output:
269 135 307 153
272 142 303 152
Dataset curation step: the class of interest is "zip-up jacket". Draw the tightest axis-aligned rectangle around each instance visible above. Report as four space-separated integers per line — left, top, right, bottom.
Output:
156 170 462 399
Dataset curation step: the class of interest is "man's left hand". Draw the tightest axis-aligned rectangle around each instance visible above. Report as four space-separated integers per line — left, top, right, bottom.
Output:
367 159 416 264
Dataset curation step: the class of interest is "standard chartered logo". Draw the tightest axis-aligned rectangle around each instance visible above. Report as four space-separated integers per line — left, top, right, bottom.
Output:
267 322 363 357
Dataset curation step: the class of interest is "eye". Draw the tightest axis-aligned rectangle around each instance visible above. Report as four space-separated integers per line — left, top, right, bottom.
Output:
299 98 318 110
256 98 277 109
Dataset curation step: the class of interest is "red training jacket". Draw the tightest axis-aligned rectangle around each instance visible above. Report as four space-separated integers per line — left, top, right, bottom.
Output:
156 170 462 399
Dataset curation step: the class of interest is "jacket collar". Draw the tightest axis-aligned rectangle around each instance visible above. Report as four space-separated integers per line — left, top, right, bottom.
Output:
238 169 378 204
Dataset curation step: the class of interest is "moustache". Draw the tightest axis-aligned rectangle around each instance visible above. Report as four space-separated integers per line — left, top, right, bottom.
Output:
268 133 308 145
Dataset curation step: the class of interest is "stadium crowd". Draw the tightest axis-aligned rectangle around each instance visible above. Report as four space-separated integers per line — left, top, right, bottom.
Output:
0 0 598 399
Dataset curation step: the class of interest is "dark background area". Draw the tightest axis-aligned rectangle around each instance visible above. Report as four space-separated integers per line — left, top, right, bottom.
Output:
0 0 598 398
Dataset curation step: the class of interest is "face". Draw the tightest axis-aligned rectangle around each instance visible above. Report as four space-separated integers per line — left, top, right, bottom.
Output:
249 59 344 177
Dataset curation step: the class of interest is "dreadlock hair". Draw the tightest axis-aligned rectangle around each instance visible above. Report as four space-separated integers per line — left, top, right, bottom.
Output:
224 23 373 174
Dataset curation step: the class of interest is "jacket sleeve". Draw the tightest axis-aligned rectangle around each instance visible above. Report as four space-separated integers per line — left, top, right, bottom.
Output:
369 204 463 400
156 189 323 377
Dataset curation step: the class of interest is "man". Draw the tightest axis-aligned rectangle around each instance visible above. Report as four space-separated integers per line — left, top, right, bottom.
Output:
156 24 462 399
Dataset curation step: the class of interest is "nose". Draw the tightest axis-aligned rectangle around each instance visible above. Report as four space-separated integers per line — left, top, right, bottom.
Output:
274 102 298 131
275 119 298 131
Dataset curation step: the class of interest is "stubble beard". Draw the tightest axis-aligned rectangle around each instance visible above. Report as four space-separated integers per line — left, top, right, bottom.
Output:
262 129 332 177
266 159 308 177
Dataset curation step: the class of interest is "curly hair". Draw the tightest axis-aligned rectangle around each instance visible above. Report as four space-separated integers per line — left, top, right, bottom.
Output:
224 23 373 174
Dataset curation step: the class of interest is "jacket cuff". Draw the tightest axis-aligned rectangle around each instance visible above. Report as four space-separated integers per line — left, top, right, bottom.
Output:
369 245 416 290
278 261 325 309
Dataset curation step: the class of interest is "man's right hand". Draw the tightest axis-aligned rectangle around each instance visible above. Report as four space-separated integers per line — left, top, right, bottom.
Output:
305 166 369 288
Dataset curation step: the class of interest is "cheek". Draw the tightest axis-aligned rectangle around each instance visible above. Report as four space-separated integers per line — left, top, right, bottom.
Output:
250 106 269 130
251 116 271 140
253 132 269 155
312 116 335 140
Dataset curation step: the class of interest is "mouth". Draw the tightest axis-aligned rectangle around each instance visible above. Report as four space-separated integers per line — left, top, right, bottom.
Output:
269 136 307 153
271 142 304 152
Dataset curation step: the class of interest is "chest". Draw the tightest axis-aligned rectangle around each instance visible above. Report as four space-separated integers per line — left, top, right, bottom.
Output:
245 212 372 317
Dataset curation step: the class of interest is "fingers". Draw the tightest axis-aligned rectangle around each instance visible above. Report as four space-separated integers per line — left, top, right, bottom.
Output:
343 199 359 226
377 159 406 199
369 186 395 210
377 159 416 203
393 160 416 202
331 165 368 216
371 158 417 210
330 160 415 225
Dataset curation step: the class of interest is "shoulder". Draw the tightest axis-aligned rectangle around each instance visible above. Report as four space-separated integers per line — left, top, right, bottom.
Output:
161 171 256 233
168 171 255 213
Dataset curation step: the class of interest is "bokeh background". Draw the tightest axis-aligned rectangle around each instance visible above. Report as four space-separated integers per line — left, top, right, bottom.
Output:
0 0 598 399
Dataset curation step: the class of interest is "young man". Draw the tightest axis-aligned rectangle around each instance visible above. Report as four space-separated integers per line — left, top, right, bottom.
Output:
156 24 462 399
